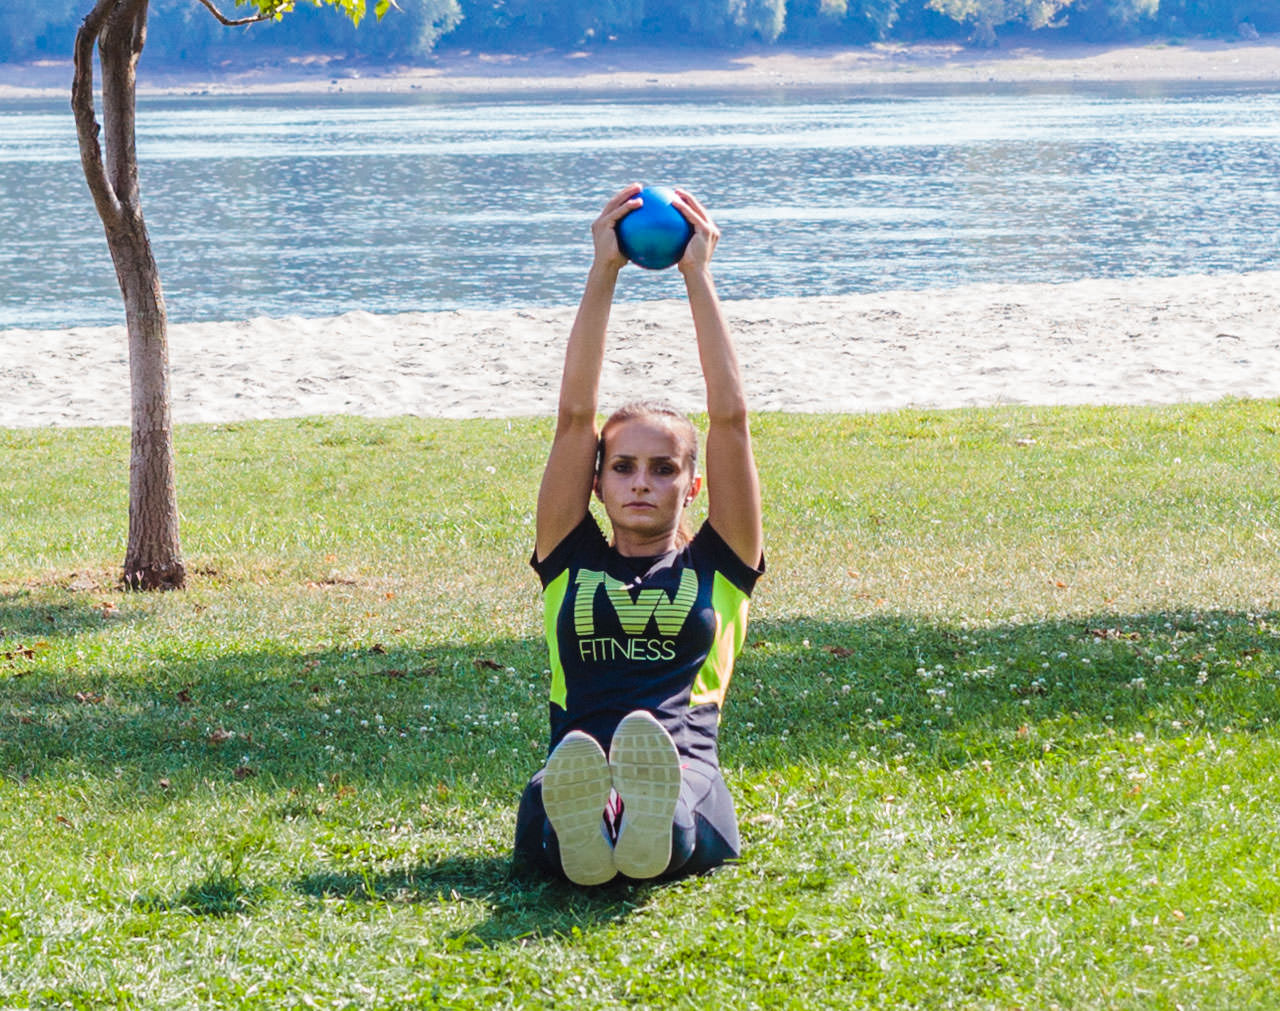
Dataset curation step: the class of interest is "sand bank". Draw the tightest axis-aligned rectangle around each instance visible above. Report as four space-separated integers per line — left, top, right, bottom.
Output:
3 36 1280 100
4 271 1278 429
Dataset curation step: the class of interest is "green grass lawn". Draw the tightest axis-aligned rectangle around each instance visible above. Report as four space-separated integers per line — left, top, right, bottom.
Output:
1 401 1278 1009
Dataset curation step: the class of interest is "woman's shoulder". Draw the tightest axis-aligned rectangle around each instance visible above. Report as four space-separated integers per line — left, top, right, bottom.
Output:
689 521 765 592
530 512 609 583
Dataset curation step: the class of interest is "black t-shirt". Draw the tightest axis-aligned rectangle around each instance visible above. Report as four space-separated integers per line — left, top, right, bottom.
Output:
531 514 763 767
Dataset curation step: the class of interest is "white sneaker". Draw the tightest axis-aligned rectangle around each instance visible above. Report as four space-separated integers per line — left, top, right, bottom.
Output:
609 711 682 880
542 731 616 886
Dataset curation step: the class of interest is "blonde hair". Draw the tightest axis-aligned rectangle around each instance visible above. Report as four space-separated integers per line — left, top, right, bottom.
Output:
597 401 699 548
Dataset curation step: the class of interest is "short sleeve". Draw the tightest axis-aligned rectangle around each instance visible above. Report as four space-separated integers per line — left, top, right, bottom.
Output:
692 522 765 597
530 513 608 588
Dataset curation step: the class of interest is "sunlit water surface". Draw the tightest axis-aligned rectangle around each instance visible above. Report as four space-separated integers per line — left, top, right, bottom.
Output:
2 82 1278 329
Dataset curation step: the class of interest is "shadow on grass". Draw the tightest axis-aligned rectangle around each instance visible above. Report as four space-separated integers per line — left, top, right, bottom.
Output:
141 855 655 939
135 871 270 918
0 591 123 643
730 610 1280 772
294 856 649 944
5 607 1277 942
2 609 1278 788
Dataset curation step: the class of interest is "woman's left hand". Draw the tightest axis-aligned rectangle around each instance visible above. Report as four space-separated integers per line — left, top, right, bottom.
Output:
672 188 720 273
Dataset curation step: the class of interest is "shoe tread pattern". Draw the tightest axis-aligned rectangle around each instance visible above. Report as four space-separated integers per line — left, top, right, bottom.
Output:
609 712 682 880
543 731 615 886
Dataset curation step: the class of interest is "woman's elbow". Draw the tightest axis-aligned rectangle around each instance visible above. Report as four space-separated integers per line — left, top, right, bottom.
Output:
708 401 751 430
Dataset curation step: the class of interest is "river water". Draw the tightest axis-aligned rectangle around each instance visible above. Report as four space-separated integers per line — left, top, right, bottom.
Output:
2 82 1279 329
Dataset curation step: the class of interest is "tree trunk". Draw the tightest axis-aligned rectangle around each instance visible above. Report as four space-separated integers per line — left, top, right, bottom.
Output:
73 0 185 590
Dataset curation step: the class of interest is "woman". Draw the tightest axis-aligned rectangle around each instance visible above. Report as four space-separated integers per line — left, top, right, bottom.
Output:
514 183 764 886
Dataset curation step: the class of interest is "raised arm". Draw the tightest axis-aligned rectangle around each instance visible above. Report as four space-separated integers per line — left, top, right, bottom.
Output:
673 189 763 568
535 184 642 562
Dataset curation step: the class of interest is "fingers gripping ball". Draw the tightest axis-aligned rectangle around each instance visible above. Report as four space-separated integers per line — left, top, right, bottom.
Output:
616 186 694 271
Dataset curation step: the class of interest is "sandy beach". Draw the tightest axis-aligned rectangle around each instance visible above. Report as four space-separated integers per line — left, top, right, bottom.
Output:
3 35 1280 99
4 271 1278 428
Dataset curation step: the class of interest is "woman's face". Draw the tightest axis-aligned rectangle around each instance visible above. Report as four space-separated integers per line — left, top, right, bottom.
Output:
596 417 698 551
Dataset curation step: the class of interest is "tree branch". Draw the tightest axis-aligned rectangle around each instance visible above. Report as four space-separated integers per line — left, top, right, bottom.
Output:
72 0 123 226
99 0 149 210
195 0 275 26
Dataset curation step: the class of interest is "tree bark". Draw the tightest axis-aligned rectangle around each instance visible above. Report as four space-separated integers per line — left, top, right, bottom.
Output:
73 0 185 590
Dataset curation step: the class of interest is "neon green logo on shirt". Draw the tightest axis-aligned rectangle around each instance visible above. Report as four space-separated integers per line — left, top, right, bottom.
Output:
571 568 698 660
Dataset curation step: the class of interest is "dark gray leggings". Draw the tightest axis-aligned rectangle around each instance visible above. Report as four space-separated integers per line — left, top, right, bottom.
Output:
514 758 740 882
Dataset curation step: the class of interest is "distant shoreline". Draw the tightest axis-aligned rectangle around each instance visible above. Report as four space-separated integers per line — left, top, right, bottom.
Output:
4 36 1280 100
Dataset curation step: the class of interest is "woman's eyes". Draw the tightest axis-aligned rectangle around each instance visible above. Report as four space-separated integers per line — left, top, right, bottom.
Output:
611 461 676 476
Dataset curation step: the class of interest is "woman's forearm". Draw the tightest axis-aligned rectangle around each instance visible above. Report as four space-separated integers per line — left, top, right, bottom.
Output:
683 265 748 423
557 261 621 427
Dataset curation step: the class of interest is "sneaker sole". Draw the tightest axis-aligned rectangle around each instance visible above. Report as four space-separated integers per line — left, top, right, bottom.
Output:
542 731 615 886
609 712 682 880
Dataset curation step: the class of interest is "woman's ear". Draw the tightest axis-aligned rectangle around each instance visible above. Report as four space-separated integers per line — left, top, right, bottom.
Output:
593 473 602 501
684 474 703 506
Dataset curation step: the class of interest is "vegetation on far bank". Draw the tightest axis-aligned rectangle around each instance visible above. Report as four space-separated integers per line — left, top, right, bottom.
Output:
3 0 1278 74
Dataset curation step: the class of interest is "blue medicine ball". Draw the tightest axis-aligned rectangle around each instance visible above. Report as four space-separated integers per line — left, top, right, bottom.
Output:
616 186 694 271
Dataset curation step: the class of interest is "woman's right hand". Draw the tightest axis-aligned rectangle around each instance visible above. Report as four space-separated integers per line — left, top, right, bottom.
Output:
591 183 643 270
